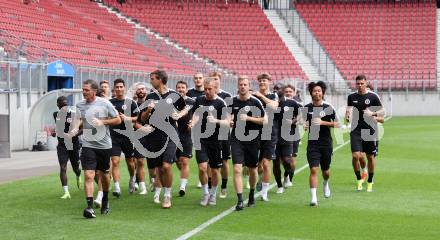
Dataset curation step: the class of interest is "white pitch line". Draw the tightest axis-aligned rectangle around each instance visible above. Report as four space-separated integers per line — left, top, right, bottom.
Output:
176 116 392 240
176 140 351 240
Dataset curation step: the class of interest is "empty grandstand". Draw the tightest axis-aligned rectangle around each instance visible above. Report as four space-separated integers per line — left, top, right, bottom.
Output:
0 0 221 74
106 0 308 81
293 0 436 89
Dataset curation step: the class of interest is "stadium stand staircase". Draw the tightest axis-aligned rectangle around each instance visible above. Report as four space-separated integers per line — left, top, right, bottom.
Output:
264 10 323 82
273 8 348 92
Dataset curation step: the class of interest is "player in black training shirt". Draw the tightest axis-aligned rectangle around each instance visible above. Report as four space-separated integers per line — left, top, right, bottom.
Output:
109 79 139 198
191 78 229 206
303 81 339 207
132 83 150 195
187 72 205 99
53 96 82 199
230 76 266 211
252 72 279 201
273 84 302 194
134 70 186 209
187 73 205 189
345 75 384 192
175 81 195 197
210 71 233 198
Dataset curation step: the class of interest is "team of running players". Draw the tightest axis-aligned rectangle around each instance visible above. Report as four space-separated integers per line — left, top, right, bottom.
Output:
52 71 384 218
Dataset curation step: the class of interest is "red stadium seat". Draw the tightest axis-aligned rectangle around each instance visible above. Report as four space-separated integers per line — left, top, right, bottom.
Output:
105 0 307 80
0 0 213 74
295 0 437 89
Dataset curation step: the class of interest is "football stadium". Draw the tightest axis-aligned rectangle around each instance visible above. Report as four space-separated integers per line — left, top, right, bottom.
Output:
0 0 439 239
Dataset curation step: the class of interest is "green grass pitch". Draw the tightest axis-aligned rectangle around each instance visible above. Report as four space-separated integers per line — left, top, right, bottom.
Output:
0 116 439 239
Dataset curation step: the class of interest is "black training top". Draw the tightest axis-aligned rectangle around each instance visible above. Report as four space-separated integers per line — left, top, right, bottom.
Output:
53 110 79 144
192 95 227 143
347 91 382 132
137 98 146 112
177 97 196 136
303 102 338 147
255 92 279 109
137 90 186 145
276 98 302 144
187 88 205 100
255 92 279 140
231 96 265 144
217 89 232 100
109 97 139 136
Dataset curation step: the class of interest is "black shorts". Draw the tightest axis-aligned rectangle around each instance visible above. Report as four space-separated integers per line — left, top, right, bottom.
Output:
56 142 80 165
146 158 155 170
259 140 276 161
231 139 259 168
133 135 148 158
306 145 332 171
292 140 299 157
195 141 223 169
146 140 177 169
276 143 293 159
350 131 379 156
80 147 111 172
221 139 231 161
176 135 193 159
133 148 144 159
111 135 134 158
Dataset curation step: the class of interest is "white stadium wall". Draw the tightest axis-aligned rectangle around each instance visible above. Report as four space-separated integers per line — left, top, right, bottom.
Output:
0 92 41 151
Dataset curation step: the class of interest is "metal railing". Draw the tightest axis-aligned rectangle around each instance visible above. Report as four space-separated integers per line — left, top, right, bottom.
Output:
0 60 47 108
1 58 439 118
1 0 438 105
0 28 238 95
0 59 241 104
